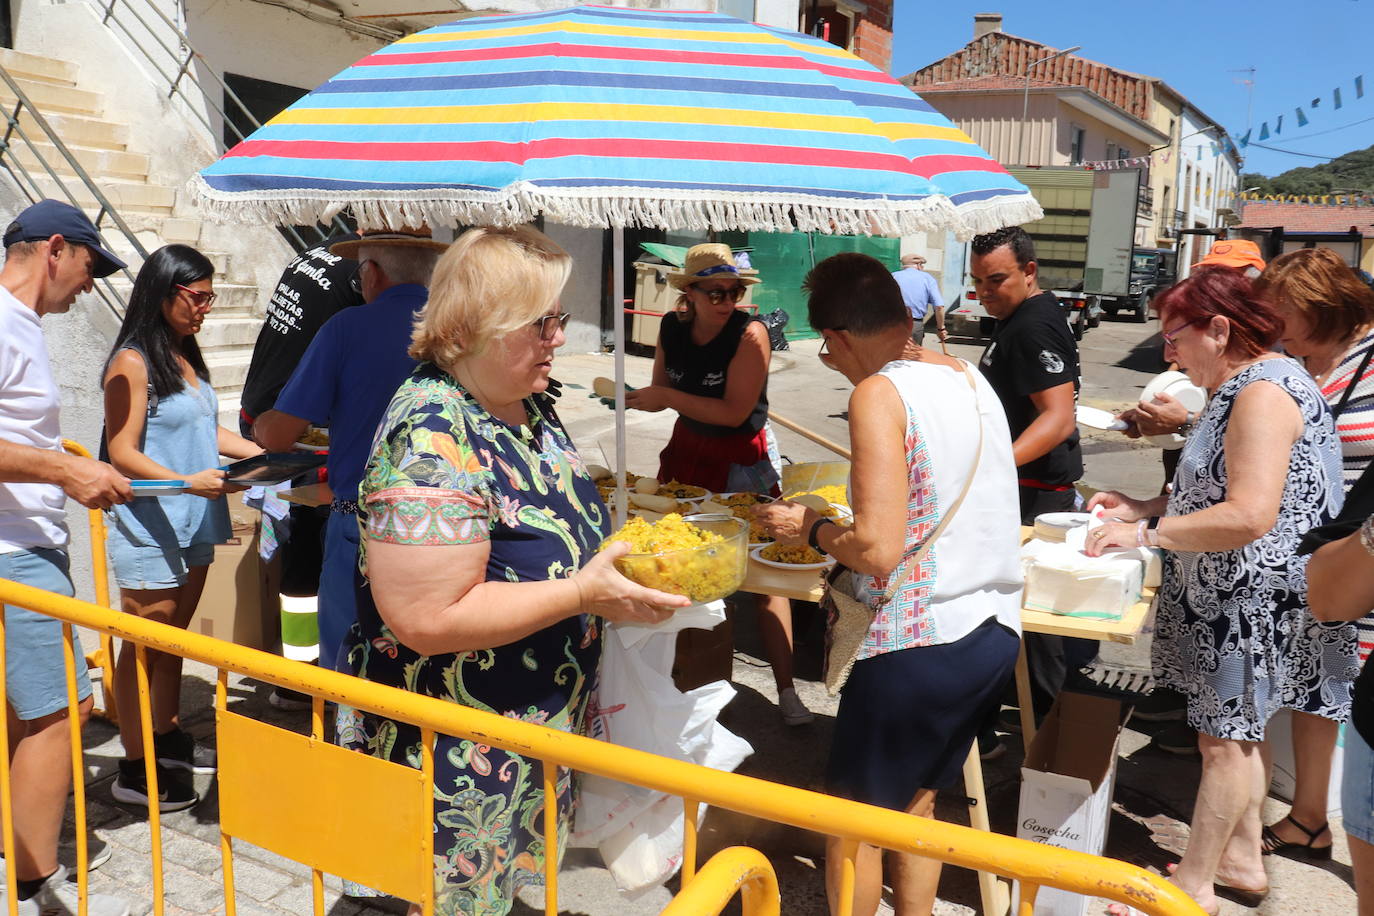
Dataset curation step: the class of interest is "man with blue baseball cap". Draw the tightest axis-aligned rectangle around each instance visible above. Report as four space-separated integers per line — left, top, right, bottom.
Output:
0 199 133 915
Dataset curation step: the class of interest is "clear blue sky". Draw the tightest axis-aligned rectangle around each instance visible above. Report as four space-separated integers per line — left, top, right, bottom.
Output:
891 1 1374 180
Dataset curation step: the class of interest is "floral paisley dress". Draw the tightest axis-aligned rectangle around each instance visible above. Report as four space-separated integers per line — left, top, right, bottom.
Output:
1154 357 1356 742
338 362 607 916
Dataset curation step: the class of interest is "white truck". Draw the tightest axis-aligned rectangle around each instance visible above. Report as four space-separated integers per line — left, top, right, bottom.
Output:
950 166 1146 339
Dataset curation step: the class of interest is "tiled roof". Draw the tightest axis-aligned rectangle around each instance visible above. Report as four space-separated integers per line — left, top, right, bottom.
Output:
903 31 1151 121
912 75 1069 93
1239 200 1374 235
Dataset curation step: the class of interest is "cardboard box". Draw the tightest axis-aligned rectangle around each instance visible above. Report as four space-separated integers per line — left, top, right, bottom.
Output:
1015 693 1130 916
671 603 735 692
190 496 281 653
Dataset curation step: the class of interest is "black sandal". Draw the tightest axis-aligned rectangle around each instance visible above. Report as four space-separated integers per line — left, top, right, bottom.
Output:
1260 814 1332 860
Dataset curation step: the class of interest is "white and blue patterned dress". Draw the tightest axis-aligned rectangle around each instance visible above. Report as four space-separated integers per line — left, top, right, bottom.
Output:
1154 357 1358 742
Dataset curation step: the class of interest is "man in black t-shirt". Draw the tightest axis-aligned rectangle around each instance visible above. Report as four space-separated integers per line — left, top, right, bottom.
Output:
971 226 1092 727
972 226 1082 523
239 234 363 706
239 233 365 430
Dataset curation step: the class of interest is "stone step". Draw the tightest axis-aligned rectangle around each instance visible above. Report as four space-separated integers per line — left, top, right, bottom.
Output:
158 218 204 246
196 315 261 350
0 78 102 116
0 49 78 87
32 176 174 214
10 142 149 182
16 109 126 151
204 349 252 391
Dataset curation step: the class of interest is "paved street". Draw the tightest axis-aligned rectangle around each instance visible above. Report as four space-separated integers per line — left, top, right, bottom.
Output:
65 313 1357 915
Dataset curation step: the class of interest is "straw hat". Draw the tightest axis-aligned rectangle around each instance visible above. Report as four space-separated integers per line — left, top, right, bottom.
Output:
1196 239 1266 272
331 226 449 259
667 243 760 290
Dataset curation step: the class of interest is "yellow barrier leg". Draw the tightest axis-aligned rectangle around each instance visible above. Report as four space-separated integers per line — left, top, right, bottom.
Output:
835 837 858 916
543 760 558 916
683 798 700 883
216 671 238 916
963 745 1010 916
1018 881 1040 916
420 727 435 916
0 612 17 916
61 624 88 916
134 645 165 916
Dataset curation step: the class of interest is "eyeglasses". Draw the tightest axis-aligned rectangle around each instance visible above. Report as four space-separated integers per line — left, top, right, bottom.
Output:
348 259 375 295
1161 319 1200 348
531 311 572 341
692 284 747 306
818 327 847 359
175 284 217 309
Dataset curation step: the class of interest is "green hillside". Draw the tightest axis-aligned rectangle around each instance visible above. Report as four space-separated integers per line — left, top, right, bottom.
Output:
1244 144 1374 197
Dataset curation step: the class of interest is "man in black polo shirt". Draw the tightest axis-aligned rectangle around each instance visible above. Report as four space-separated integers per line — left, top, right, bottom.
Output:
971 226 1092 729
972 226 1082 522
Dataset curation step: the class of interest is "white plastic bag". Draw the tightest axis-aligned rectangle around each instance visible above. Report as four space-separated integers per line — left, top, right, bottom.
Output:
573 600 753 894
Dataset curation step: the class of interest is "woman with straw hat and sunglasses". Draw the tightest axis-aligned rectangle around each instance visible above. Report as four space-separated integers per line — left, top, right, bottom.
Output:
626 242 813 726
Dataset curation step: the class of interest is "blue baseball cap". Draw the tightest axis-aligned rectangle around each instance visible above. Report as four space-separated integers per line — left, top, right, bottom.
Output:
3 199 127 278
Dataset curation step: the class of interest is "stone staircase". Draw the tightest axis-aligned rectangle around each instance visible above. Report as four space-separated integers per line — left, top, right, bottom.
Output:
0 47 261 426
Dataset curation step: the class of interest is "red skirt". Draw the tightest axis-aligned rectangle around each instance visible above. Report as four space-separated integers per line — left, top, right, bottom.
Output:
657 419 780 496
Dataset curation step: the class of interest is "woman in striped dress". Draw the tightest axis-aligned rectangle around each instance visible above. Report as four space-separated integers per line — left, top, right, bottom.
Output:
1255 247 1374 860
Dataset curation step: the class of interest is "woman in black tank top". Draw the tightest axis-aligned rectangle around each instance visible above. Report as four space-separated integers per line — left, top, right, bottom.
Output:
626 243 813 727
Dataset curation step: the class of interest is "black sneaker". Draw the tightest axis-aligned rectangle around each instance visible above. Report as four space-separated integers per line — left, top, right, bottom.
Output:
111 758 201 812
154 727 216 775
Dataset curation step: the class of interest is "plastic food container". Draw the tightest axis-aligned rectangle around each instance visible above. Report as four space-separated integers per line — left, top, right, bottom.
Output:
612 514 748 604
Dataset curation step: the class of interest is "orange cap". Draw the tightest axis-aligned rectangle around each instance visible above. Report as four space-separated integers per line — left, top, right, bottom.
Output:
1196 239 1266 272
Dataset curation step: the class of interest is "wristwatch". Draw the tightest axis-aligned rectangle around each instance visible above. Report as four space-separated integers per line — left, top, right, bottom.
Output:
1176 410 1197 436
807 517 833 553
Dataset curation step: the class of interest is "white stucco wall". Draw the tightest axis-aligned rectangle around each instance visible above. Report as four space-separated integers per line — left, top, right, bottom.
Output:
1174 107 1241 273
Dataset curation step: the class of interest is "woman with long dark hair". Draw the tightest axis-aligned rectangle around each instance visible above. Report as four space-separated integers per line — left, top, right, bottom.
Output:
102 244 261 811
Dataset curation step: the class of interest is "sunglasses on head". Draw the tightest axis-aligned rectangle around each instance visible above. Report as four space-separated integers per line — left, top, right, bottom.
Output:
693 284 747 306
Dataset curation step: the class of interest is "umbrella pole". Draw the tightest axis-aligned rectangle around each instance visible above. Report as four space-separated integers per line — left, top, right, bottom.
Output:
612 225 627 530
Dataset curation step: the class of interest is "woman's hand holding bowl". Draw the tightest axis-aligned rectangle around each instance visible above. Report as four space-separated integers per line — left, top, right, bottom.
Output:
574 541 692 622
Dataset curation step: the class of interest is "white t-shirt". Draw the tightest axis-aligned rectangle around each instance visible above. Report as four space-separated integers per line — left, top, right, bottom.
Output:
0 285 69 551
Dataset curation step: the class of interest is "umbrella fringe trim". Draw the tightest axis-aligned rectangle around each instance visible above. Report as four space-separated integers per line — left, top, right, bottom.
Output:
188 175 1041 239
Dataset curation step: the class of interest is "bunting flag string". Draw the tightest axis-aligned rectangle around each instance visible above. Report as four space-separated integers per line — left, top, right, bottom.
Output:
1240 73 1366 148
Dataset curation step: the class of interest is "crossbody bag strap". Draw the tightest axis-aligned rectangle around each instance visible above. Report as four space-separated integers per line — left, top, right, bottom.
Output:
1332 341 1374 420
873 362 985 604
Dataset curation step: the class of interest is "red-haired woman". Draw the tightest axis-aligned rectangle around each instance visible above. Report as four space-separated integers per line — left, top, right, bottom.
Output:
1253 248 1374 859
1085 266 1354 914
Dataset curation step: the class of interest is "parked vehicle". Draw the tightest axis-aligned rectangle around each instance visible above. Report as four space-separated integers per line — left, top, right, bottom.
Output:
1101 248 1177 323
950 166 1155 336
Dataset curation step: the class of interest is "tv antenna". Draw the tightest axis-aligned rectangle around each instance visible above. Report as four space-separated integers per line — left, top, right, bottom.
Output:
1229 66 1256 131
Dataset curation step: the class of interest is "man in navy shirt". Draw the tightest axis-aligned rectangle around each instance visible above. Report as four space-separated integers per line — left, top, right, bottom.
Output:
253 228 446 671
892 253 946 346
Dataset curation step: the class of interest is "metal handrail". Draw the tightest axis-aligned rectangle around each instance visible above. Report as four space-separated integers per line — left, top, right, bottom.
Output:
0 63 144 319
96 0 352 251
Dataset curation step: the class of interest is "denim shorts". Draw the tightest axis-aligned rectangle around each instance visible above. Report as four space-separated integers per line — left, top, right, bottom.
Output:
1344 725 1374 845
0 547 93 720
108 529 215 590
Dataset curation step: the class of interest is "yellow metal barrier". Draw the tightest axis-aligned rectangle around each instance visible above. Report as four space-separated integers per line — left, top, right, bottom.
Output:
0 573 1205 916
660 847 779 916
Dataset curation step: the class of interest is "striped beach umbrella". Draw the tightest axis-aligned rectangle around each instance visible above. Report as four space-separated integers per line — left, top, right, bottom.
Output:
192 5 1040 238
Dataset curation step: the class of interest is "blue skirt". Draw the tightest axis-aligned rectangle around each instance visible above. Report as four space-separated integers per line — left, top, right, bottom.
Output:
826 617 1018 810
